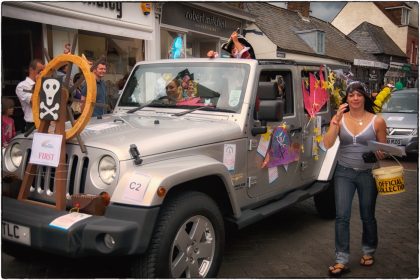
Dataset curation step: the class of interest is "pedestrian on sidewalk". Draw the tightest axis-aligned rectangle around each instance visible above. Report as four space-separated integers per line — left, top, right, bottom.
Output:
15 59 45 132
323 81 387 276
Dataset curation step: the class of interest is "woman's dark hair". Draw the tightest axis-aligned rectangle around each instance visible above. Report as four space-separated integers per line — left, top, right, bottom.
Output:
73 72 82 84
343 81 379 114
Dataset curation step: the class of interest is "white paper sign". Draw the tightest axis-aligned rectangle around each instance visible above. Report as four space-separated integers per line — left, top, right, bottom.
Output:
316 116 322 132
49 212 92 230
229 90 242 107
368 140 406 157
29 133 63 167
257 132 271 157
223 144 236 171
268 167 278 184
122 172 151 203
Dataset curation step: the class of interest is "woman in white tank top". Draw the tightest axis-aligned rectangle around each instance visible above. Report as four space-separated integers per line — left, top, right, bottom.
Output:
323 81 387 276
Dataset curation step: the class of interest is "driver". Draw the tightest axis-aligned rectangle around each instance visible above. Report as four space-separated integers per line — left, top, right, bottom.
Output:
165 79 182 104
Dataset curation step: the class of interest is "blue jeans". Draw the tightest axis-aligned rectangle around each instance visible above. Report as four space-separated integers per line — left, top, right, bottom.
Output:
334 164 378 264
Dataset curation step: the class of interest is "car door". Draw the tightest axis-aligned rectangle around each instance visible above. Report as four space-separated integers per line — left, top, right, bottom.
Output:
247 66 304 199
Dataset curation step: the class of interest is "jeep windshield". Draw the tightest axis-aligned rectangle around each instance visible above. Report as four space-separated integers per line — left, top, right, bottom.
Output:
119 62 250 114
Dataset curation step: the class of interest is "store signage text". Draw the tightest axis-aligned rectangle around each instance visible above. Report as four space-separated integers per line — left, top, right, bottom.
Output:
84 2 122 19
185 9 226 29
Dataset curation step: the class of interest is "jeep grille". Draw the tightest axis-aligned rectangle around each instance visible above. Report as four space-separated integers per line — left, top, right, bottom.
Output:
21 148 89 205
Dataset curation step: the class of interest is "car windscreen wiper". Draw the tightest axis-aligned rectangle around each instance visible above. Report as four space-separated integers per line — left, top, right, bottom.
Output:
173 106 207 116
127 102 152 113
127 100 170 113
173 106 236 117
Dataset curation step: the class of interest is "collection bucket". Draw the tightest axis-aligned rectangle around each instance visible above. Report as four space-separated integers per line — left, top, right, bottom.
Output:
372 165 405 195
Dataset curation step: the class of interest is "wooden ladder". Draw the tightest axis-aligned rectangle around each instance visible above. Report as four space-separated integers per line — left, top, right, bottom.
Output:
17 88 69 211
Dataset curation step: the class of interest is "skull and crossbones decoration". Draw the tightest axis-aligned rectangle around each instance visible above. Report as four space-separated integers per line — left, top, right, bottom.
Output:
40 77 62 121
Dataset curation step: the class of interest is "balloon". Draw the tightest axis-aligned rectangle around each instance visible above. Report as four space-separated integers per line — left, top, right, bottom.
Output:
170 35 183 59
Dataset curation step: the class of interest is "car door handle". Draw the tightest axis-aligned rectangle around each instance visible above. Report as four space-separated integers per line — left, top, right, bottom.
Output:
289 126 302 133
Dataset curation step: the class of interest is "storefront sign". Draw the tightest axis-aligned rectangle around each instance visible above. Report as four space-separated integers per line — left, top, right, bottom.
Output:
84 2 122 18
161 3 242 38
3 2 154 40
354 59 388 69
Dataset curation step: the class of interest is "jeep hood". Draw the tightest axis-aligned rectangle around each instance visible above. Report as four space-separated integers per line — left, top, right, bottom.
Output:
69 114 242 160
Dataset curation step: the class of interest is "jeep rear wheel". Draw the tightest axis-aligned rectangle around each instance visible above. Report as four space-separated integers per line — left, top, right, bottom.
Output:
132 191 225 278
314 182 336 219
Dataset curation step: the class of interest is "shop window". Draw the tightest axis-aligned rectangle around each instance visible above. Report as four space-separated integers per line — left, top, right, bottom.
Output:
78 31 144 77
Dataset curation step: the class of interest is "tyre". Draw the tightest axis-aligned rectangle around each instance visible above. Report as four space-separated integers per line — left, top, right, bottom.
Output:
131 191 225 278
314 182 336 219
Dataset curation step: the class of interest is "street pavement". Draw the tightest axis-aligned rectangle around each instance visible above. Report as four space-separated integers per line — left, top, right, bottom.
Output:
2 158 418 278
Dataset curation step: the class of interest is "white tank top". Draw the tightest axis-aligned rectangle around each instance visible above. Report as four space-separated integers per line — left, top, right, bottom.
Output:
337 115 377 169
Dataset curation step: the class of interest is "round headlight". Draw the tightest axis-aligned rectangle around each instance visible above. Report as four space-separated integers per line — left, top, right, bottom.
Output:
98 156 117 185
10 143 23 169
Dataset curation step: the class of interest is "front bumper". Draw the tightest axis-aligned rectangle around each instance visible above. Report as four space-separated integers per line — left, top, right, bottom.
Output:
405 137 418 154
2 196 160 257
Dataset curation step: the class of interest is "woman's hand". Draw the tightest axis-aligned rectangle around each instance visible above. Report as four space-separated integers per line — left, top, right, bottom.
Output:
231 31 239 42
207 50 218 58
332 103 348 125
375 150 386 161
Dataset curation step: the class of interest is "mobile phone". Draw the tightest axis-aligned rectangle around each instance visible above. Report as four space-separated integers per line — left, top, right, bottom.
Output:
343 103 349 112
362 152 377 163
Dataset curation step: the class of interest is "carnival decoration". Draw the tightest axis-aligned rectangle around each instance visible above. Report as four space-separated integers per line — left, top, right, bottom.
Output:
302 66 329 118
395 81 404 90
39 77 62 121
170 35 183 59
326 68 355 110
312 116 322 160
32 54 97 140
373 86 392 113
18 34 104 212
262 124 300 168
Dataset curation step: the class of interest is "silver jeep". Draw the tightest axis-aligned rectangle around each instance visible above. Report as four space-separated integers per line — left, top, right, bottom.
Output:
2 58 341 278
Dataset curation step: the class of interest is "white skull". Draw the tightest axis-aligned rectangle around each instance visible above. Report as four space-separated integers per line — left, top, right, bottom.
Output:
42 79 60 106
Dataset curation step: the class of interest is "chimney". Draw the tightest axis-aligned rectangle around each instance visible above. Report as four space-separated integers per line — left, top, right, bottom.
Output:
287 2 311 17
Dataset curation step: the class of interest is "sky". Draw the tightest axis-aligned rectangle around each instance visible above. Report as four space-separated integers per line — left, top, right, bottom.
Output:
269 2 347 22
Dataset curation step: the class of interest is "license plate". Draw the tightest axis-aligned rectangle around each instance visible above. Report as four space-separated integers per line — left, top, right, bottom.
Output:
1 221 31 245
387 139 401 145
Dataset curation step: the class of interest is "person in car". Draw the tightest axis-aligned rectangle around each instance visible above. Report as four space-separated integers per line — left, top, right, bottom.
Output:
323 81 387 277
164 79 182 104
207 30 255 59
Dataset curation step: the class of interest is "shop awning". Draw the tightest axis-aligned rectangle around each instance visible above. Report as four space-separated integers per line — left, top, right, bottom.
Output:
353 59 388 69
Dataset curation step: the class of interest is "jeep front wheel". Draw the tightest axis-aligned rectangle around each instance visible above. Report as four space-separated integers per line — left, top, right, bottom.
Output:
131 191 225 278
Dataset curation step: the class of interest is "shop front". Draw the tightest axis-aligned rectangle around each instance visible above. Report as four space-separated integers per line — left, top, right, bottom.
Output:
159 3 254 59
353 59 389 93
2 2 156 132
